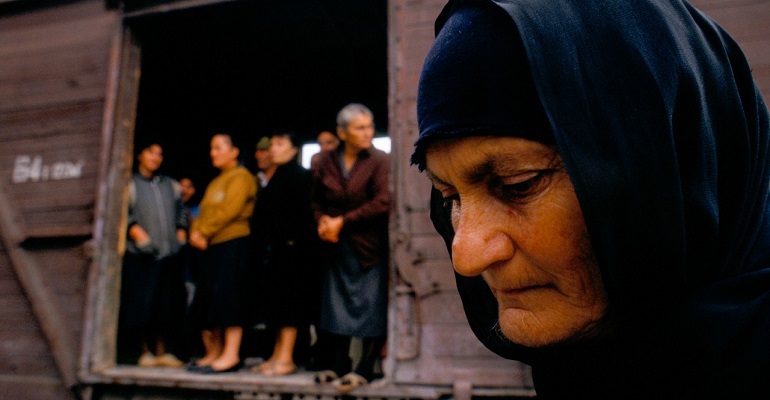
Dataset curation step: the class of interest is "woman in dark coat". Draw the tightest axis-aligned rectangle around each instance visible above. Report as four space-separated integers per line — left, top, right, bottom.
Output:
251 132 317 376
412 0 770 398
312 103 391 390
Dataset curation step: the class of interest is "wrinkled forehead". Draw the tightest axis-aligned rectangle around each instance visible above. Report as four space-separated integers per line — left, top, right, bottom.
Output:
424 136 560 180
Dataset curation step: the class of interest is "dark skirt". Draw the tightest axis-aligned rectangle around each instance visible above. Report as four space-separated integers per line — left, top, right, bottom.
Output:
256 241 315 328
119 251 186 330
190 236 251 329
319 238 388 337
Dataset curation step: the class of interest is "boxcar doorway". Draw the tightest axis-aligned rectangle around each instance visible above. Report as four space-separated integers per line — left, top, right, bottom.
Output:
105 0 389 388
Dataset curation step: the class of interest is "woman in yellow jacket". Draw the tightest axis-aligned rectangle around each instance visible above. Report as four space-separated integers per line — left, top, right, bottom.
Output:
188 133 256 373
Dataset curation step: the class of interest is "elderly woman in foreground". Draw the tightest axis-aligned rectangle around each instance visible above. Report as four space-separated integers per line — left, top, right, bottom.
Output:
412 0 770 398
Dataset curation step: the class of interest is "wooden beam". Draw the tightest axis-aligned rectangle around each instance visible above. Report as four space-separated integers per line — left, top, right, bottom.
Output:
79 17 124 377
80 25 141 375
0 189 79 389
0 188 25 246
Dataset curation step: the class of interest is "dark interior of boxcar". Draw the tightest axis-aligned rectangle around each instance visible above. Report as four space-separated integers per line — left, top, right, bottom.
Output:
129 0 387 195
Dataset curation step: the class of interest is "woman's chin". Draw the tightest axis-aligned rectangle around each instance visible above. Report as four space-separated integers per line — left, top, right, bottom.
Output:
497 308 584 348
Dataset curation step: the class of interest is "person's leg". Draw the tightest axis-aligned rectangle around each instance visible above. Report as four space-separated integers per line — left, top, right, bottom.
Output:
261 326 298 375
156 254 186 360
293 322 312 366
195 328 222 366
274 326 297 363
155 338 165 355
353 336 386 381
331 334 353 378
310 328 333 371
255 327 280 372
137 338 156 367
210 326 242 370
312 330 351 383
270 327 284 361
154 337 184 367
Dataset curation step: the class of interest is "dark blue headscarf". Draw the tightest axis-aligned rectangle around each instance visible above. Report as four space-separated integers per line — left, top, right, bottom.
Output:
413 0 770 397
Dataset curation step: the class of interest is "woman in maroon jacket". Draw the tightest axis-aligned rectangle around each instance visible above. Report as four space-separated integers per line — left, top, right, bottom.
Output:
311 103 390 391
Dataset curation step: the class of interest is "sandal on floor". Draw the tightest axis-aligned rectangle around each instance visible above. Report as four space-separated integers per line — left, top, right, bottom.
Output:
137 352 157 367
250 359 273 373
200 360 244 374
335 372 368 393
155 353 184 367
261 361 296 376
314 369 339 384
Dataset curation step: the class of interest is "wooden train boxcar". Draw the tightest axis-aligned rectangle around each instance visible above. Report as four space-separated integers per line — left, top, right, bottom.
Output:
1 0 768 399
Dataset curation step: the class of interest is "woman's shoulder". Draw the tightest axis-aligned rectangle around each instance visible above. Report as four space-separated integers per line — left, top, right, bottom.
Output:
211 166 256 190
365 148 390 170
232 166 257 189
233 165 255 176
312 150 338 174
157 174 179 187
288 161 311 176
223 165 255 180
316 149 338 164
368 147 390 162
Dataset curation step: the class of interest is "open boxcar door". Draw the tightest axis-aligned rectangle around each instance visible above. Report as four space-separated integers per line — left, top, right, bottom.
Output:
0 1 122 399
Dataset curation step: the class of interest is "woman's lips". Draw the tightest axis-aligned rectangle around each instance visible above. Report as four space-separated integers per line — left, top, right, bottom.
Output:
489 284 553 308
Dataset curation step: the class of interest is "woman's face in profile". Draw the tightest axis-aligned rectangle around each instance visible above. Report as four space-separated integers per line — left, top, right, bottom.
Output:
425 136 607 347
137 144 163 174
269 135 298 166
338 113 375 153
210 135 239 170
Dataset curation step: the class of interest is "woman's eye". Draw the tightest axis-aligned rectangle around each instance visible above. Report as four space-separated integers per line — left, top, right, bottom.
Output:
442 193 460 211
497 170 553 202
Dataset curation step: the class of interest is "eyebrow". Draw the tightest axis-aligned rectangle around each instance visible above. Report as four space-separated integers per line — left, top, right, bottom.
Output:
425 168 450 188
426 146 559 187
425 156 506 187
463 160 496 184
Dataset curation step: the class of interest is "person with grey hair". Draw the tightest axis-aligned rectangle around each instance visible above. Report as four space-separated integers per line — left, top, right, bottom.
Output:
310 103 390 391
335 103 373 130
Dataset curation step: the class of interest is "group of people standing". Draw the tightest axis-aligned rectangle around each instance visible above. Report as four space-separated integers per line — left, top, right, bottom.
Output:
117 103 390 391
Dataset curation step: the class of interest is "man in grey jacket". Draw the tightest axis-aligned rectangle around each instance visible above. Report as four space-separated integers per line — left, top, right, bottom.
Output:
118 141 188 367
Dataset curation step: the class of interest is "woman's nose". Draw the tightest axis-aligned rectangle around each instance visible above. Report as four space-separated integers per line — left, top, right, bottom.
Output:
451 201 514 277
